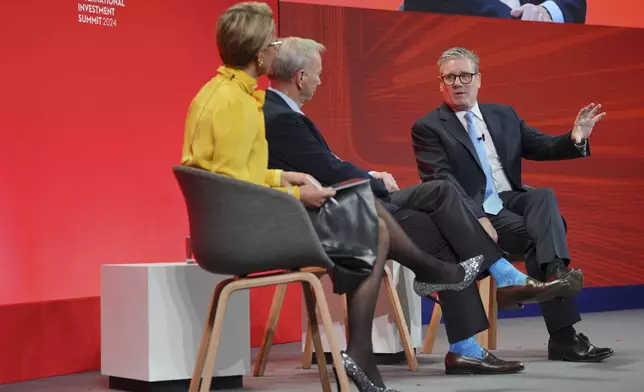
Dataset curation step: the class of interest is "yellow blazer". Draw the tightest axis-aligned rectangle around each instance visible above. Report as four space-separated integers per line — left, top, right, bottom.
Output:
182 66 299 198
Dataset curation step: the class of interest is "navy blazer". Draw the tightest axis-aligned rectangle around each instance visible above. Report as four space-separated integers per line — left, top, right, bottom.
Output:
403 0 586 23
263 90 394 204
411 103 589 218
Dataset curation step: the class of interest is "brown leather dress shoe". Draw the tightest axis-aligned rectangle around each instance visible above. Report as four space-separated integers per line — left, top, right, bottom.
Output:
445 350 525 375
497 270 583 310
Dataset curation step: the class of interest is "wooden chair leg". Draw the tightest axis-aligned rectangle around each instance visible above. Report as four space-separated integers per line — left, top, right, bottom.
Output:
422 300 442 354
476 277 492 349
188 278 234 392
252 284 288 377
341 294 349 342
488 278 498 350
302 282 333 392
300 267 329 370
301 323 314 369
194 281 235 392
306 276 351 392
188 272 349 391
303 293 349 371
383 266 418 371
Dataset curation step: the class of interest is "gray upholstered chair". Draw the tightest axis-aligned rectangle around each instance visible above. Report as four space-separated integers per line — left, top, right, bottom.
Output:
173 165 351 392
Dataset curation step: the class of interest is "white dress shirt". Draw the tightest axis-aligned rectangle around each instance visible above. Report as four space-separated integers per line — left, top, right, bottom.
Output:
455 103 514 193
267 87 304 114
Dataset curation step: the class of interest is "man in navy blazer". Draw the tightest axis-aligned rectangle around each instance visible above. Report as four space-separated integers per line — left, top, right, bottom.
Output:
263 37 581 374
411 46 614 363
401 0 586 24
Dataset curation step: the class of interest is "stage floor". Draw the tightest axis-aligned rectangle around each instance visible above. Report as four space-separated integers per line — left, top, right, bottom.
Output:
2 309 642 392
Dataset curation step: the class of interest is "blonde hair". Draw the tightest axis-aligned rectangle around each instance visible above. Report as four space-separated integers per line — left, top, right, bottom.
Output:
438 47 480 74
269 37 326 81
216 2 275 67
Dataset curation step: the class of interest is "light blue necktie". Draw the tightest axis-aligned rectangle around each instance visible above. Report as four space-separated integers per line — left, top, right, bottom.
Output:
465 111 503 215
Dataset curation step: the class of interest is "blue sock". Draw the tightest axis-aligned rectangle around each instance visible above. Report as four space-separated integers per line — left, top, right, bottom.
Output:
449 337 485 359
489 258 528 288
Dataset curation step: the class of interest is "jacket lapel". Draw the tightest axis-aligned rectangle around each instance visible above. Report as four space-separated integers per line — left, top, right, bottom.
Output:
439 103 482 169
479 104 510 168
304 118 332 150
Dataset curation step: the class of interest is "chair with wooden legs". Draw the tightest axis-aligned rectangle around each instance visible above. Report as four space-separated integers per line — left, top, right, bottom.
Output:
253 262 419 377
173 166 351 392
422 276 499 353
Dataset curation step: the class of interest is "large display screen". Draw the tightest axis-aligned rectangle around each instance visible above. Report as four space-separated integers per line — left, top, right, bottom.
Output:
282 0 644 29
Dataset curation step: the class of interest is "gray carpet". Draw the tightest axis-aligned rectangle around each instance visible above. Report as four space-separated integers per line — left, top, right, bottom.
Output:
2 309 642 392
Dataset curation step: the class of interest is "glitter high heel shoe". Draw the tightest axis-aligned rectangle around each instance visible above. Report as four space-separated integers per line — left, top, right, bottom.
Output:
333 351 400 392
413 255 484 299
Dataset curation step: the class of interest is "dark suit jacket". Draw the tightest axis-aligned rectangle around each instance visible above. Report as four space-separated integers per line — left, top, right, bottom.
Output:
263 90 397 211
403 0 586 23
411 102 589 218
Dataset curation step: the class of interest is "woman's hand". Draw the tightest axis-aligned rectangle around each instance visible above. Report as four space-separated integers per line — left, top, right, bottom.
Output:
281 171 321 187
298 184 336 208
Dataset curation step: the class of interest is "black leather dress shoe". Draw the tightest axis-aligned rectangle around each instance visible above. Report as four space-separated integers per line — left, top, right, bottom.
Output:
548 332 614 362
445 350 525 375
497 271 582 310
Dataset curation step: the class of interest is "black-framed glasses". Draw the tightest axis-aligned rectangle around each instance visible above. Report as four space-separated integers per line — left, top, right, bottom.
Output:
440 72 476 86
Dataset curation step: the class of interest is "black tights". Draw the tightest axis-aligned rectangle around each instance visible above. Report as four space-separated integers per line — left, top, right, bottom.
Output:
345 217 389 387
344 203 466 387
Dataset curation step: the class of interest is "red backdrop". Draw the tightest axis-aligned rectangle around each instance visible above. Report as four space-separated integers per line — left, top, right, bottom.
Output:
2 0 643 384
279 3 644 287
282 0 644 29
0 0 304 384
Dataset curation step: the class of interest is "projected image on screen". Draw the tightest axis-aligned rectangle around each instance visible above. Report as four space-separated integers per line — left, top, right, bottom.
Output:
402 0 585 23
281 0 644 29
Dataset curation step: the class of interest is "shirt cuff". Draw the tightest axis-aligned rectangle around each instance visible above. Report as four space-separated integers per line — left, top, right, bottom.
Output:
277 185 300 199
574 139 588 156
265 169 282 187
289 185 301 199
540 1 564 23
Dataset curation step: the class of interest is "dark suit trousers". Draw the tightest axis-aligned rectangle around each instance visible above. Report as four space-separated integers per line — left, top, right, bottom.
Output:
490 188 581 334
390 180 504 343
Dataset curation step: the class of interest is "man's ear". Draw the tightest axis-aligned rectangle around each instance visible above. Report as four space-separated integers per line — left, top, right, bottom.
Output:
295 70 305 89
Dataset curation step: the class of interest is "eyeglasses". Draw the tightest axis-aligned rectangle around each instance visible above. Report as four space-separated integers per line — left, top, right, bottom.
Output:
440 72 477 86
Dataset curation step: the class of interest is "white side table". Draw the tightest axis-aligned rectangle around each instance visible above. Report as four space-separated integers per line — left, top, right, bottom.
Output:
101 262 250 391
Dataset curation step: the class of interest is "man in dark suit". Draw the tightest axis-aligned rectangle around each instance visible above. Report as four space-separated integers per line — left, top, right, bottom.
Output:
402 0 586 24
411 46 614 362
264 37 581 374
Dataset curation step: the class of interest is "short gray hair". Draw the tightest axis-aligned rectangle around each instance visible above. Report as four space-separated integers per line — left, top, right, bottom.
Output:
269 37 326 81
437 47 480 74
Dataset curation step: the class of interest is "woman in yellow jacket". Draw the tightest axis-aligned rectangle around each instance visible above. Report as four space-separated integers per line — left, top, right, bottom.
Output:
182 3 482 391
